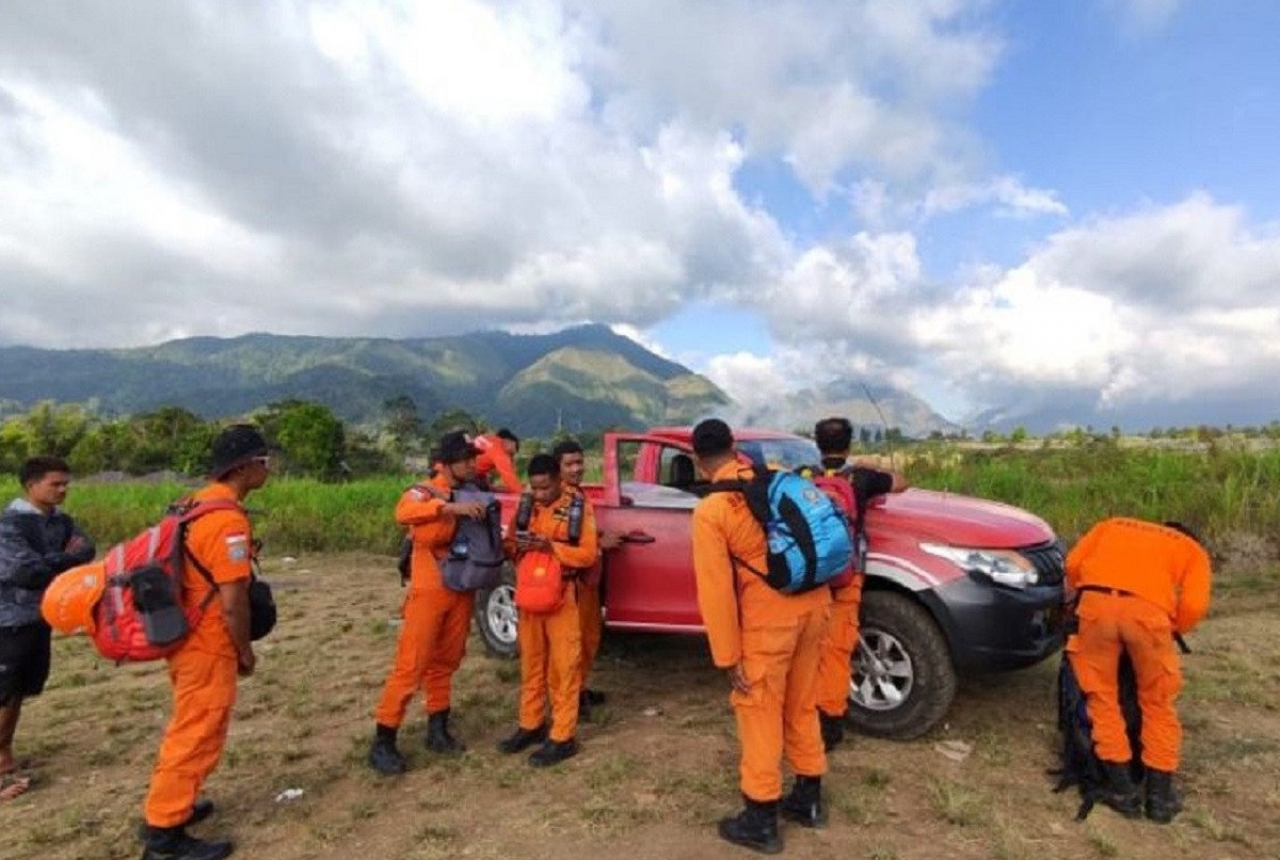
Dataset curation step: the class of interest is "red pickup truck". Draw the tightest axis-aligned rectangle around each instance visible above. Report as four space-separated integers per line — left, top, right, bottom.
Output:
474 427 1065 739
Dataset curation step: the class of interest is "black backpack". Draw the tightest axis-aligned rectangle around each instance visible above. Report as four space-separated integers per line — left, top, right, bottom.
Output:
1051 652 1143 819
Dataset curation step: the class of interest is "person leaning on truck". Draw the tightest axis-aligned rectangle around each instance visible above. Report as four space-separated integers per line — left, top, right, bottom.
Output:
368 431 489 775
1064 517 1212 824
550 438 621 720
803 416 907 751
689 418 832 854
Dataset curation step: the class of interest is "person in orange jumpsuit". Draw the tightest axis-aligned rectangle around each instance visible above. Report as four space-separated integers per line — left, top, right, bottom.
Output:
551 438 620 720
496 453 597 767
139 425 271 860
805 417 907 751
473 428 523 493
1065 517 1212 824
368 431 489 775
690 419 832 853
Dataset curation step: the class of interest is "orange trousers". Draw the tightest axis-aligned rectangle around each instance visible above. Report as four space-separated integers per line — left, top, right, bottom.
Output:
578 580 603 690
144 646 238 827
1067 591 1183 771
518 585 582 742
374 583 475 727
816 576 864 717
733 604 829 801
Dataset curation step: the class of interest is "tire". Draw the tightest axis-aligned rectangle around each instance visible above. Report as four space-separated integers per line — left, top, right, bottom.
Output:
473 562 519 658
846 590 957 740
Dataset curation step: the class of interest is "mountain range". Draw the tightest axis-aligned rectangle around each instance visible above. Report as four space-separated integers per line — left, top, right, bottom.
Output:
0 325 958 437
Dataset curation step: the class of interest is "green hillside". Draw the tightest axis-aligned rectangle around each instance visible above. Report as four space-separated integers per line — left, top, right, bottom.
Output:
0 325 729 435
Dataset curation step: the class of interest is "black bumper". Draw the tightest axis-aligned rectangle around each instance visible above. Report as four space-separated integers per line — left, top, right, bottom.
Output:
918 576 1065 673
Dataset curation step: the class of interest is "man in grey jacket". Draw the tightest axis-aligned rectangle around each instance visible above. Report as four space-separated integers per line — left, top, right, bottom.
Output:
0 456 94 800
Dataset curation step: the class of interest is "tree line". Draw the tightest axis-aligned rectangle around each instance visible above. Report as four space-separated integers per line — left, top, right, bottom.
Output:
0 397 514 480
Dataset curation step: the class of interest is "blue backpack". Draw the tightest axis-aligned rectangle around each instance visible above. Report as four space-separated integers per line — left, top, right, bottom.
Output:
701 466 853 594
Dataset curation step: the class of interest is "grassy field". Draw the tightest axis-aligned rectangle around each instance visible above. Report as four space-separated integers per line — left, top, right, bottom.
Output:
2 547 1278 860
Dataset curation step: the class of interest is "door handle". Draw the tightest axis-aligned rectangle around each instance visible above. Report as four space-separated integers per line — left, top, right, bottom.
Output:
620 530 656 544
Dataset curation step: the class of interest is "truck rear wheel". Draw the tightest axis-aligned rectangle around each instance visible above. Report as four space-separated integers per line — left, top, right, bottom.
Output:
474 563 519 659
846 590 956 740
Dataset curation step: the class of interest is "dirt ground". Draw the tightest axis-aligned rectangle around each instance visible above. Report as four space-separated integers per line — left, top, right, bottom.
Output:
3 552 1278 860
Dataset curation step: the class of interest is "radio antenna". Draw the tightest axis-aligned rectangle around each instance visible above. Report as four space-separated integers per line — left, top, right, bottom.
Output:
860 382 898 471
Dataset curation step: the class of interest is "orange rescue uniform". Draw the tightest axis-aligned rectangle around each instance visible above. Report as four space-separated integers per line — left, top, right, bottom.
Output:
143 483 253 828
1065 517 1212 772
815 574 864 719
577 525 606 693
474 434 523 494
693 462 831 802
514 488 597 742
374 473 474 728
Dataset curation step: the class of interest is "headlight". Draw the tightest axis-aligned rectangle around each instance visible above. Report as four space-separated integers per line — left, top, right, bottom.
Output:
920 543 1039 589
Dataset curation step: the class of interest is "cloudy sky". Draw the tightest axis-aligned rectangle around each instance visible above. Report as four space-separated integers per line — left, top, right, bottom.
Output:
2 1 1278 429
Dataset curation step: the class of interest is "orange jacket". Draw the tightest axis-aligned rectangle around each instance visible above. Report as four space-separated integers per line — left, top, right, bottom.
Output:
394 472 461 587
181 482 254 658
1066 517 1212 634
474 434 523 494
692 461 832 668
523 487 598 571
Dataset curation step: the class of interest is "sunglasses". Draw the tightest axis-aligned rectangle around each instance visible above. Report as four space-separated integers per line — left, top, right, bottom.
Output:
252 455 272 468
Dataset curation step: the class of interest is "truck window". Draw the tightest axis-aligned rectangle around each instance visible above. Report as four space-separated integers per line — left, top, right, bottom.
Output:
615 439 700 509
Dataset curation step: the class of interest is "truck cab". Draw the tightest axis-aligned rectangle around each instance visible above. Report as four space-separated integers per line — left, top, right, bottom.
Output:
475 428 1064 739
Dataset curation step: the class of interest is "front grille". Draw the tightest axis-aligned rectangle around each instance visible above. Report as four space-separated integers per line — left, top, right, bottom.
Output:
1020 541 1065 585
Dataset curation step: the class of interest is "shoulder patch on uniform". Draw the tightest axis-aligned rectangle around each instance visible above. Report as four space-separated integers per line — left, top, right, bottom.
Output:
226 532 249 561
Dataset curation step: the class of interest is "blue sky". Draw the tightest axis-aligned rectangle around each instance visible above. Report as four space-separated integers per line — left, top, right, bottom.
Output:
1 1 1279 430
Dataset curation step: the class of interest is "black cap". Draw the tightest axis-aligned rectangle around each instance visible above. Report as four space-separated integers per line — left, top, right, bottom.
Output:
437 430 479 464
208 424 269 478
692 418 734 457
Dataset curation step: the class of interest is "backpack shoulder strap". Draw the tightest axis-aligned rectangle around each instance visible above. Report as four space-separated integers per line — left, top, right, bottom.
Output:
171 498 248 609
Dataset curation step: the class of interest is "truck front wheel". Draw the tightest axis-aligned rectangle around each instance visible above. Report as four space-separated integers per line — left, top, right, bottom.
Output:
846 590 956 740
473 563 519 658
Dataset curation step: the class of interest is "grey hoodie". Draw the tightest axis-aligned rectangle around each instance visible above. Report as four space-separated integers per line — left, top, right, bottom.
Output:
0 498 95 627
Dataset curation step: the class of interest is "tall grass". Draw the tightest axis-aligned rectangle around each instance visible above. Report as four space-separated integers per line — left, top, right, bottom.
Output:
905 439 1280 543
5 439 1278 553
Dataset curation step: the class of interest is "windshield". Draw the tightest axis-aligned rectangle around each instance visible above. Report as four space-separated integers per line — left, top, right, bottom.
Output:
736 438 821 472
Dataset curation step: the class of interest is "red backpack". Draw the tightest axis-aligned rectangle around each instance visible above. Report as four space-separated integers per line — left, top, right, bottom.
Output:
92 498 242 662
810 470 862 589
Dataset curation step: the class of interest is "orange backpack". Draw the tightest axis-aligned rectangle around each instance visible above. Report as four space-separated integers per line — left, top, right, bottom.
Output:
514 548 565 614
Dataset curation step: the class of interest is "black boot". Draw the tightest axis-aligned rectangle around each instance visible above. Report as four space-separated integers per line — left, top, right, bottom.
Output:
425 709 466 754
1099 761 1142 819
368 725 407 775
1145 769 1184 824
779 774 825 828
529 737 579 767
717 796 782 855
497 724 548 754
136 800 215 839
819 710 844 752
139 825 233 860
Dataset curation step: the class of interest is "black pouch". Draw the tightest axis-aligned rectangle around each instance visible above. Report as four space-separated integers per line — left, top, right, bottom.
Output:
248 575 276 641
132 565 190 646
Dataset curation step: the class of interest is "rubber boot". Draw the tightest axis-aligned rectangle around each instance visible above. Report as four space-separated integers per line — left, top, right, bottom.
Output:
717 796 782 855
1099 761 1142 819
1145 769 1184 824
136 800 214 840
779 774 826 828
529 737 579 767
139 825 234 860
367 725 407 775
425 709 466 754
497 723 548 754
819 710 844 752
